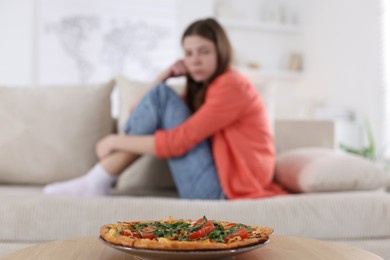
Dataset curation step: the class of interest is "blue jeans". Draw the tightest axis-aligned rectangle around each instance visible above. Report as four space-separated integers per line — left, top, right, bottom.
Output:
123 83 225 200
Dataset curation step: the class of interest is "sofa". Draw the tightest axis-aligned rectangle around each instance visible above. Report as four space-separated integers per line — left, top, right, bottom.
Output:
1 77 390 259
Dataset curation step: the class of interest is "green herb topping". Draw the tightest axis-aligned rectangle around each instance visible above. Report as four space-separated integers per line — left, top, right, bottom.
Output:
118 216 256 243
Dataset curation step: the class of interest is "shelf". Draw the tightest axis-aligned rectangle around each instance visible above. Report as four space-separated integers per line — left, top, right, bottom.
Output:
237 67 303 84
219 18 302 34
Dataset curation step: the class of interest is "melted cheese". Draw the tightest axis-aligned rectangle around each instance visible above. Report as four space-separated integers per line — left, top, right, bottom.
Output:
108 229 117 237
157 238 171 243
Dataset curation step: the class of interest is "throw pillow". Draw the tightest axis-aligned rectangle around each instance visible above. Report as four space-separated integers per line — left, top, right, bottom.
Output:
0 81 115 185
275 148 390 193
116 75 147 134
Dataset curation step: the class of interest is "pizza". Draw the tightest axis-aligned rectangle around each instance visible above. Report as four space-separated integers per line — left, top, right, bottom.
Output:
100 216 273 251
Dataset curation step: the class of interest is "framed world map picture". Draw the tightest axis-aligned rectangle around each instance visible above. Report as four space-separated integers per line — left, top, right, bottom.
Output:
36 0 179 85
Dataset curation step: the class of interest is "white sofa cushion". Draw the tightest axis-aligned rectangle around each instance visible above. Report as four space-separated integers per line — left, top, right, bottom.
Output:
114 155 177 193
0 81 115 185
116 76 147 134
275 148 390 193
0 187 389 242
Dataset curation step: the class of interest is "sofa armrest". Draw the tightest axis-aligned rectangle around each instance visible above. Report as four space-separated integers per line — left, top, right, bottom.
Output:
274 119 337 154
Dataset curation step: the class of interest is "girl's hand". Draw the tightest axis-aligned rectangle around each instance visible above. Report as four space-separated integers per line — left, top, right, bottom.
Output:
157 60 188 82
129 61 187 116
96 135 117 160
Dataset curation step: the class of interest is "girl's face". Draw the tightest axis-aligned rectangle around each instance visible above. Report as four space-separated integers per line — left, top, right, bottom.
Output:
183 35 218 83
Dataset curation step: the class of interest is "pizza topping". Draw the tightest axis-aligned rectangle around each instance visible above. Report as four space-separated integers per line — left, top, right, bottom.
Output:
141 226 157 239
188 218 216 239
112 216 260 243
225 227 249 242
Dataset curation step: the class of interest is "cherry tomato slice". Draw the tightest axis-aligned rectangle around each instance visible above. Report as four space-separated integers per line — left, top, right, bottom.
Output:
142 232 155 239
121 230 141 238
225 227 249 241
119 230 131 236
202 221 216 234
141 226 156 239
233 227 249 239
195 217 205 226
188 221 215 239
188 228 206 239
225 223 236 228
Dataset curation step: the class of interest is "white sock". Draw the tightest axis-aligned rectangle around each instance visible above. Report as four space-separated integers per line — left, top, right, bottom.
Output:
42 164 117 197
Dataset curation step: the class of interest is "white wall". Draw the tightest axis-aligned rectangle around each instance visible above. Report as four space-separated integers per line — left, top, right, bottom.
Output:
0 0 35 85
0 0 214 86
274 0 383 147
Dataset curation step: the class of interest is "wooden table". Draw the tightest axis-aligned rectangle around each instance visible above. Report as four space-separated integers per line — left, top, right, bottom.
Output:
3 236 383 260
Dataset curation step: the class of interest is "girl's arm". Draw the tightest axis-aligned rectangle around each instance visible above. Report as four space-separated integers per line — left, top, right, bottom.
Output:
155 72 255 158
129 60 188 114
96 134 155 159
155 59 188 84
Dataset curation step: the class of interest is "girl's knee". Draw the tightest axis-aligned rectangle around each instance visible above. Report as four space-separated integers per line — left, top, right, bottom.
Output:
147 83 182 108
146 83 171 101
155 83 176 97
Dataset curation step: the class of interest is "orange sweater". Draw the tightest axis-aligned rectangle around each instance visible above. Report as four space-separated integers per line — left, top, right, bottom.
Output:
155 69 286 199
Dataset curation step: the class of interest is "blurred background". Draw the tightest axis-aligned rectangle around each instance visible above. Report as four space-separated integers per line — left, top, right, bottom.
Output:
0 0 388 159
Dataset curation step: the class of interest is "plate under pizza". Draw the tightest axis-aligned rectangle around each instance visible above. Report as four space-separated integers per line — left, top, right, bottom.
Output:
99 236 269 260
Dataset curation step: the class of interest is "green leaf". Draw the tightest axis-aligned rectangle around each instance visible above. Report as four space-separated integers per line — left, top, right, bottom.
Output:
339 119 376 161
